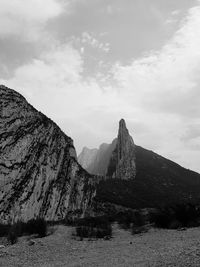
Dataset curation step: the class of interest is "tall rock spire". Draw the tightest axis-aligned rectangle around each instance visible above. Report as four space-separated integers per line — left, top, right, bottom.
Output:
106 119 136 179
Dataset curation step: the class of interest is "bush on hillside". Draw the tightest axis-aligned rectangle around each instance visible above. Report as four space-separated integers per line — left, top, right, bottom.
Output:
116 210 134 230
131 211 147 235
0 223 11 237
115 210 146 233
150 208 173 228
75 216 112 239
7 228 18 245
25 218 47 237
6 218 47 245
174 204 200 227
150 203 200 229
76 225 112 239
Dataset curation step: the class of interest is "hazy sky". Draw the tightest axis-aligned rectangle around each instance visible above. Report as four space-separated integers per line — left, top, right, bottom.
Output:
1 0 200 172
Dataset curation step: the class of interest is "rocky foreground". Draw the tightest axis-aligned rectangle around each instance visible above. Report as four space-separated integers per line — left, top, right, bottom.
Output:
1 225 200 266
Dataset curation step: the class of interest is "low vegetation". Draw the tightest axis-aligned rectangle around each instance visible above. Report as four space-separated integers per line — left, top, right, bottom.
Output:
115 210 147 234
72 210 148 239
2 202 200 245
74 216 112 239
0 223 11 237
150 203 200 229
0 218 47 245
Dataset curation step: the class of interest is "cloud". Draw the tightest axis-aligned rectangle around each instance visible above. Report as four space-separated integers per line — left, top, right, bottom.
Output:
109 3 200 171
181 124 200 143
0 42 124 152
106 5 120 15
81 32 110 53
2 44 83 99
112 4 200 119
1 2 200 172
0 0 64 41
171 10 181 16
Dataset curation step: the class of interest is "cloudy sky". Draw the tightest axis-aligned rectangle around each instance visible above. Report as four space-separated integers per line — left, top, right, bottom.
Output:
1 0 200 172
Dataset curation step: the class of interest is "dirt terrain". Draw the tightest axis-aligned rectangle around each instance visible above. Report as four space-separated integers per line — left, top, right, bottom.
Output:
1 224 200 267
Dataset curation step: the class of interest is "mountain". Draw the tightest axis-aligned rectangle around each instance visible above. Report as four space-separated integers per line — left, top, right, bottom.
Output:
106 119 136 179
78 147 98 171
1 85 200 224
78 120 200 209
0 85 96 223
79 141 117 176
78 119 136 179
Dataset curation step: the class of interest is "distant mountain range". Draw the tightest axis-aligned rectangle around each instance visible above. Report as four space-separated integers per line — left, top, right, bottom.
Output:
78 120 200 209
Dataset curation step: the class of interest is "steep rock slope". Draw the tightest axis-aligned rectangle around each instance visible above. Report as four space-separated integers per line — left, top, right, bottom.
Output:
78 119 136 179
106 119 136 179
0 85 96 223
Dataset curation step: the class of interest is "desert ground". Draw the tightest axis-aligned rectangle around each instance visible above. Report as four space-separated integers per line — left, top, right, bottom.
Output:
1 224 200 267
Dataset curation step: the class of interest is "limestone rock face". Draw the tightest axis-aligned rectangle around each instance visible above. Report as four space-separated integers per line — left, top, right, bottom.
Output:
0 85 96 223
107 119 136 179
78 119 136 179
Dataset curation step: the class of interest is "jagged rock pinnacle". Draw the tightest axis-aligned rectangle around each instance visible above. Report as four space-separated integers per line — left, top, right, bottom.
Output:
106 119 136 179
78 119 136 179
119 118 126 127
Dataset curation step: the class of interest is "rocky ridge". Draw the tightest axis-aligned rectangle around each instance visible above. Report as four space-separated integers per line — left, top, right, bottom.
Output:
107 119 136 179
0 85 96 223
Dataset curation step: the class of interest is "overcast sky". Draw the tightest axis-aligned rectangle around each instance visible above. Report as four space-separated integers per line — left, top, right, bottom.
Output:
1 0 200 172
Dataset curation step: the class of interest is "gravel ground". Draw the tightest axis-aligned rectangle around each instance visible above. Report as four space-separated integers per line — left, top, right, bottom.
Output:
1 224 200 267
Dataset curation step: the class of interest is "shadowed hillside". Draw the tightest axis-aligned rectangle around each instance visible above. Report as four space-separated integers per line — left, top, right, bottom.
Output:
95 145 200 209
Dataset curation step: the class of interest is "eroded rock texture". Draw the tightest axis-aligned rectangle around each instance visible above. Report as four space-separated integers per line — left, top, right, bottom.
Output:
107 119 136 179
78 119 136 179
0 85 96 223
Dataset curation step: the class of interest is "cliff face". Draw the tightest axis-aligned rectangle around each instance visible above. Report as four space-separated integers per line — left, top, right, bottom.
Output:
78 119 136 179
0 85 96 223
107 119 136 179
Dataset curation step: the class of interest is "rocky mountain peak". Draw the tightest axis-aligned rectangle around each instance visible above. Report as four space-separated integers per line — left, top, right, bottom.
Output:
106 119 136 179
0 85 96 223
78 119 136 180
117 119 133 159
119 118 126 129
